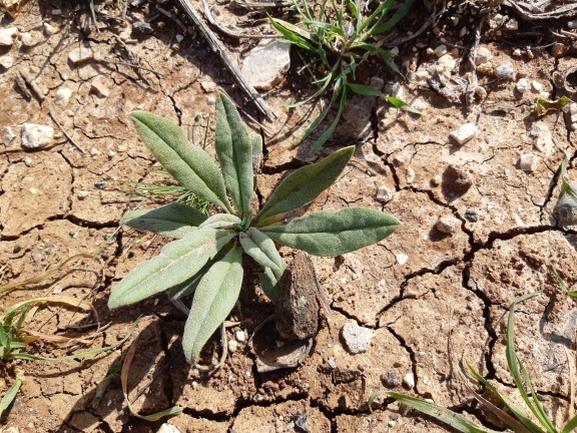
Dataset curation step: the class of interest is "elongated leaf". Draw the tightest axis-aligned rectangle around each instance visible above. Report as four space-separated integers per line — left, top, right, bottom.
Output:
215 94 254 216
130 111 231 212
385 96 421 114
269 17 316 51
239 227 286 276
562 416 577 433
120 203 207 238
369 0 415 35
108 228 235 308
0 368 24 419
347 83 385 97
261 207 400 256
182 245 243 363
255 146 355 226
199 213 241 230
384 392 498 433
311 76 349 153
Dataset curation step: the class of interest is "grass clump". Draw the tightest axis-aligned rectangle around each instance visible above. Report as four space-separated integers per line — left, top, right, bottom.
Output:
269 0 417 151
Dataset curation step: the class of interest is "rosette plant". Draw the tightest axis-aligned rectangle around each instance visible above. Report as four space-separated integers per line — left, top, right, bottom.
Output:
108 93 400 363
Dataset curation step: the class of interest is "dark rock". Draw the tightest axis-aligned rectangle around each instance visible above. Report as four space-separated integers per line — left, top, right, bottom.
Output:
442 165 473 198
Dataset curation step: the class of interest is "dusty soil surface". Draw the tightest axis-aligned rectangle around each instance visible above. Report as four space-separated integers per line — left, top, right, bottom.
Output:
2 0 577 432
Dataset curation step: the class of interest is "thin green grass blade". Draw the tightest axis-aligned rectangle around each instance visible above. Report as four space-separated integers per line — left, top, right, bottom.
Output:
467 365 543 432
506 293 556 433
552 265 577 298
385 391 499 433
369 0 415 35
347 82 385 97
311 82 348 152
385 95 422 114
0 368 24 419
269 17 316 51
562 415 577 433
358 0 395 34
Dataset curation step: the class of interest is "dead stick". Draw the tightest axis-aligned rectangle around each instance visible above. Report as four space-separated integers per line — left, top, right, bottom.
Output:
175 0 276 120
48 110 87 154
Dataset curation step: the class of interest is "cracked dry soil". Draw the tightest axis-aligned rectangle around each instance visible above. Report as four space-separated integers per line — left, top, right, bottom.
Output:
2 0 577 432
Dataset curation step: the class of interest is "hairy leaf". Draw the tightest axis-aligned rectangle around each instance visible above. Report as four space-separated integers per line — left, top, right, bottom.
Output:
255 146 355 226
215 93 254 216
108 228 235 307
130 111 231 211
239 227 286 276
262 207 400 256
120 202 207 238
182 245 243 363
199 213 241 230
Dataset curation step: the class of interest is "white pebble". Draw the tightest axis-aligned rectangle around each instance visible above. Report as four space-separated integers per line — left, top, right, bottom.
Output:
20 32 32 46
403 373 415 389
157 423 181 433
434 44 447 57
0 27 17 46
406 168 415 184
20 123 54 150
54 88 72 107
0 55 13 68
450 122 478 145
569 19 577 29
175 34 184 43
515 78 528 93
519 154 538 172
44 22 55 35
436 216 460 234
531 81 543 92
505 18 519 30
68 47 93 64
4 126 16 144
376 186 394 203
390 46 399 55
495 62 514 80
228 339 238 353
475 47 492 65
512 48 522 57
235 330 247 342
52 8 62 15
341 321 374 354
396 253 408 265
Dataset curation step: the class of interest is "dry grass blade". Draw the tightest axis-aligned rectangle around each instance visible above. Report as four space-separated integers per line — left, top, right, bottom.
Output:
120 334 183 421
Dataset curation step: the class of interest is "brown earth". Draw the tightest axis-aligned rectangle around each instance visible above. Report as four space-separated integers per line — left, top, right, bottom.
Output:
1 0 577 432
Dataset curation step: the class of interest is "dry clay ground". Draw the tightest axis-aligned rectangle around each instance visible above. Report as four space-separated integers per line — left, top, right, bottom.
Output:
2 0 577 432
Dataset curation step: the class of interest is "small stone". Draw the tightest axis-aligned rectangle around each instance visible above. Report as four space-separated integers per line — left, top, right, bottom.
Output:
376 185 394 203
13 245 22 254
437 53 455 77
403 373 415 389
327 357 337 369
68 46 94 64
495 61 514 80
200 81 217 93
54 87 72 107
436 216 460 234
20 123 54 150
206 95 216 105
24 157 32 166
570 104 577 125
108 150 116 158
512 48 522 57
52 8 62 15
519 154 538 172
505 18 519 30
132 21 154 35
20 32 32 46
390 46 399 55
531 81 543 92
228 339 238 353
175 34 184 43
0 28 17 46
370 76 384 89
235 330 247 342
442 165 473 196
528 122 553 153
157 424 181 433
77 191 88 200
43 22 55 35
0 55 13 68
569 19 577 29
341 321 373 354
405 168 415 184
433 44 447 57
450 122 478 145
475 86 487 99
515 78 528 93
91 76 110 98
459 27 468 37
241 40 291 91
411 97 429 112
381 371 402 388
475 47 492 65
551 43 568 58
396 253 408 265
4 126 16 144
464 207 479 222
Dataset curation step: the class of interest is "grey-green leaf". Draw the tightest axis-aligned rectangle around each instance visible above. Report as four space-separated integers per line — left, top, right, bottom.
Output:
199 213 241 230
182 244 243 363
120 203 207 238
215 93 254 216
108 228 235 308
255 146 355 227
261 207 400 256
239 227 286 276
130 111 231 212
